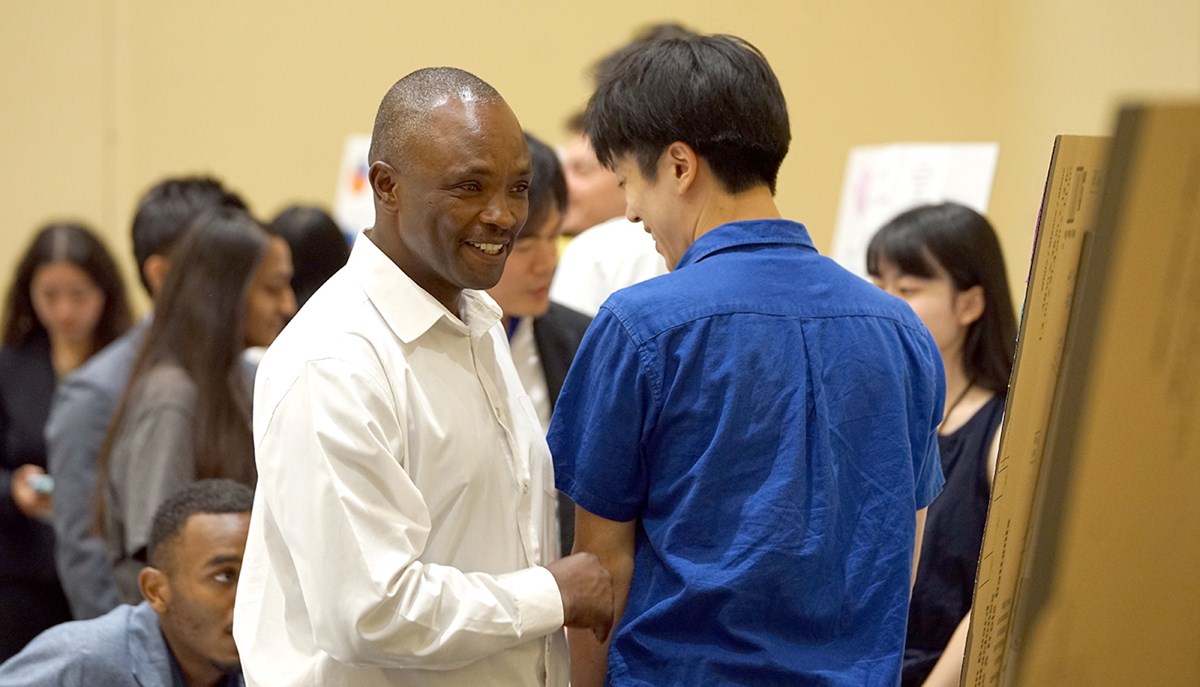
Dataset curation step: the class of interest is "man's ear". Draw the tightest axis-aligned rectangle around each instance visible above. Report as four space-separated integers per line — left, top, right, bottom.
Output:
369 161 401 215
955 284 986 327
139 567 171 614
663 141 699 195
142 254 170 297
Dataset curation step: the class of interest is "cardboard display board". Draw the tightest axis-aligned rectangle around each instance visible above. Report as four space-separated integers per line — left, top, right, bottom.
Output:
966 104 1200 685
962 135 1110 685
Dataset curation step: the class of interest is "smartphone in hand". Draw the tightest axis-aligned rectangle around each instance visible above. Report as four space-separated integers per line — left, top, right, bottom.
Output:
26 474 54 495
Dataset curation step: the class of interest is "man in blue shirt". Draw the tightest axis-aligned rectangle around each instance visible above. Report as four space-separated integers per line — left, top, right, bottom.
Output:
547 34 946 686
0 480 250 687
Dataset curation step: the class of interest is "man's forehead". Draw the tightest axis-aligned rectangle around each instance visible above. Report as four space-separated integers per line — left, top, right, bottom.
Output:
421 102 529 168
428 97 519 136
175 512 250 560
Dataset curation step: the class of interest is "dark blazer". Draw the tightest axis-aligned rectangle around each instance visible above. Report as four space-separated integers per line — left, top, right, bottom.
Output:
532 302 593 407
0 333 73 659
531 302 592 557
0 334 58 582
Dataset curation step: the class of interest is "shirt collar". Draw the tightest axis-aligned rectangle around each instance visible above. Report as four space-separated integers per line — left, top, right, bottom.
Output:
675 219 817 271
350 230 503 344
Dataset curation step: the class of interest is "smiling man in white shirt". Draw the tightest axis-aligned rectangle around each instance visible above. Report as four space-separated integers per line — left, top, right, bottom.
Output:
233 67 613 687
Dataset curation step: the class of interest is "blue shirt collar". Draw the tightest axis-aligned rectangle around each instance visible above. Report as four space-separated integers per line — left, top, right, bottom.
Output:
675 219 817 271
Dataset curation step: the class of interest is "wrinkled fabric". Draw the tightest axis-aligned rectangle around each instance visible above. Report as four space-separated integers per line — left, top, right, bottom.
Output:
235 233 567 687
0 601 242 687
550 219 945 686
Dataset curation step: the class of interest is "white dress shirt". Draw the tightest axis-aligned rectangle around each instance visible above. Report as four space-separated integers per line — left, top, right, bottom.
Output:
507 317 551 431
549 216 668 317
234 232 567 687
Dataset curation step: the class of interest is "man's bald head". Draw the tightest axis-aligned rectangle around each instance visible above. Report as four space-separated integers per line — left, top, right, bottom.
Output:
368 67 504 167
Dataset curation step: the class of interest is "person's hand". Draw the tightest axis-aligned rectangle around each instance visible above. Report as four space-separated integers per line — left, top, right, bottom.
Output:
11 464 53 522
547 552 614 642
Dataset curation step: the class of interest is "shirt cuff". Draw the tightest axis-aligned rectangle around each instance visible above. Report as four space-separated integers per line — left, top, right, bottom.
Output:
494 565 565 639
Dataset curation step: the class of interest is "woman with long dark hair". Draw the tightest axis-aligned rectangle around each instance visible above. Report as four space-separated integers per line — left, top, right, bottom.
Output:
96 207 295 602
0 222 131 659
867 202 1017 687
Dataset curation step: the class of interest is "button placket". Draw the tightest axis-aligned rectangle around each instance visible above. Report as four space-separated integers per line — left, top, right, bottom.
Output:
471 331 537 563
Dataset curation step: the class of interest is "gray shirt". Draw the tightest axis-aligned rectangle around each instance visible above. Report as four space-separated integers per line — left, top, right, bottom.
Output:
47 317 150 619
104 363 196 604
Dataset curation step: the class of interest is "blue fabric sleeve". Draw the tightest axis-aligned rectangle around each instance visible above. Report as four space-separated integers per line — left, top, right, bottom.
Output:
911 327 947 510
547 306 653 523
914 429 945 510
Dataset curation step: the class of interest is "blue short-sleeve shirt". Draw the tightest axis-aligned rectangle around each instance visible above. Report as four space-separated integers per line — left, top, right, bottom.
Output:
548 219 945 686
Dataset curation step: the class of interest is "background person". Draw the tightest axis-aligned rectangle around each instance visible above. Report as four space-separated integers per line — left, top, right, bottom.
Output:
48 177 249 620
549 115 666 318
487 132 592 556
96 207 294 604
866 202 1016 687
0 222 131 659
0 479 253 687
269 204 351 309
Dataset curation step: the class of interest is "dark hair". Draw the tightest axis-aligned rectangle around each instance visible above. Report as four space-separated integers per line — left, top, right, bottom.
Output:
146 479 254 570
565 23 699 135
565 110 588 136
587 33 791 194
2 222 132 351
591 22 699 86
524 133 568 232
131 176 248 293
270 205 349 307
96 208 270 531
866 202 1017 395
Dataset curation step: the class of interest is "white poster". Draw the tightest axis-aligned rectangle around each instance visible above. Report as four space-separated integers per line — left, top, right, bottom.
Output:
831 142 999 279
332 134 374 236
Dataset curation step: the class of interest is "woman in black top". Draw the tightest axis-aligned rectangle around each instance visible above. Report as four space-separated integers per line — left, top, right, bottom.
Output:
0 222 131 659
868 203 1017 687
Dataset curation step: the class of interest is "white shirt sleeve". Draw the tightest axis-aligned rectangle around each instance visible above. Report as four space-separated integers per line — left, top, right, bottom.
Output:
254 356 564 670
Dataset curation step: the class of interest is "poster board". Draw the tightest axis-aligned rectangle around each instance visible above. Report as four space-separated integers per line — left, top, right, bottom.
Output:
830 142 999 279
962 135 1110 685
332 133 373 236
967 104 1200 685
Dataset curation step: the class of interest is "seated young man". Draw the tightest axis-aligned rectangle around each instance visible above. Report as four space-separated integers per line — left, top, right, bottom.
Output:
0 479 252 687
548 33 946 686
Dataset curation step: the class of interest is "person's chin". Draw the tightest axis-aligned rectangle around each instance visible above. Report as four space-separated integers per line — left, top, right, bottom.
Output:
209 641 241 673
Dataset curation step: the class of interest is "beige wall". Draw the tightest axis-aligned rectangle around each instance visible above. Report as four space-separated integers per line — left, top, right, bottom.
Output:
3 0 1198 314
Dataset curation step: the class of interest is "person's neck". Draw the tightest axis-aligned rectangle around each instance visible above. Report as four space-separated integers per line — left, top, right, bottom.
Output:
941 353 974 424
49 335 93 378
168 643 226 687
690 184 781 245
367 226 462 315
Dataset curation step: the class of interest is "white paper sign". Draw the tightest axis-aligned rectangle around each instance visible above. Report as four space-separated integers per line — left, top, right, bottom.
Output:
333 134 374 236
831 142 999 279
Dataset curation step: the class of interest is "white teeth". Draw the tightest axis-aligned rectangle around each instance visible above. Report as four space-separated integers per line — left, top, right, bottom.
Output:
468 241 504 255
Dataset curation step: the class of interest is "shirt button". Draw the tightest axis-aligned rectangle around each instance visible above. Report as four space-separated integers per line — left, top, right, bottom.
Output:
522 483 529 494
